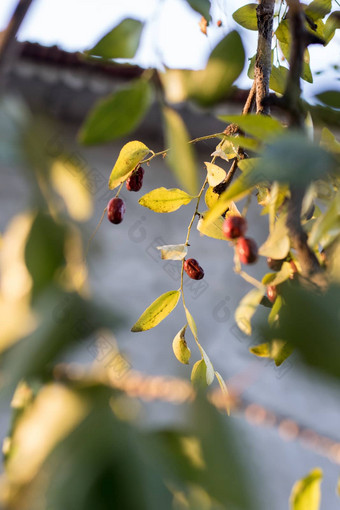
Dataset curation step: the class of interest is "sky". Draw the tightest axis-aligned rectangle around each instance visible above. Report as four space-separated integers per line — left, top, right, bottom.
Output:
0 0 339 98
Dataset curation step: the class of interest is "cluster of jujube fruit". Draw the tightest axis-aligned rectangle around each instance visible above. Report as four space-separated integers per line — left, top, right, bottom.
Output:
222 215 258 264
107 166 144 224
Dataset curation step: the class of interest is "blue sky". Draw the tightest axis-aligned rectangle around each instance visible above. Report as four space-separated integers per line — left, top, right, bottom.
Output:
0 0 339 97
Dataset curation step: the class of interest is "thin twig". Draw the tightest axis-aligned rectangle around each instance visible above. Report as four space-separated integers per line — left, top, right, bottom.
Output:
0 0 34 78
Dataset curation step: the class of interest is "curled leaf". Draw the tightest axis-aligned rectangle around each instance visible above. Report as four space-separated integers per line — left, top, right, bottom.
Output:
109 141 150 190
157 244 188 260
172 325 191 364
191 359 208 388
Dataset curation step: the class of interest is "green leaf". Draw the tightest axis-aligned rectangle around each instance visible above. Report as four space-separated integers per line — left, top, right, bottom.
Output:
262 262 294 287
25 213 66 297
235 287 265 336
109 140 150 189
205 162 226 187
198 346 215 385
305 0 331 21
232 3 258 31
157 244 188 260
316 90 340 109
269 65 289 95
79 80 152 145
324 11 340 44
86 18 144 59
218 134 261 153
172 325 191 364
215 371 231 415
197 212 227 241
259 215 290 259
290 468 323 510
186 31 245 106
131 290 181 332
191 359 208 388
308 191 340 247
185 0 211 22
261 282 340 379
163 106 199 195
276 21 313 83
250 339 293 366
139 187 194 213
217 114 284 141
320 127 340 154
268 294 283 325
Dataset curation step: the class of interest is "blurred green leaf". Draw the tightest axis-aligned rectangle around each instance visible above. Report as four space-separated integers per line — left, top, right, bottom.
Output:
262 282 340 379
163 106 199 195
270 65 289 95
250 339 293 366
276 21 313 83
79 80 152 145
214 371 230 415
235 287 265 336
305 0 331 21
186 31 245 106
232 3 258 31
185 0 211 22
86 18 144 59
290 468 323 510
320 127 340 154
217 114 284 141
139 187 194 213
109 140 150 189
131 290 181 332
259 215 290 259
316 90 340 109
324 11 340 44
25 213 66 297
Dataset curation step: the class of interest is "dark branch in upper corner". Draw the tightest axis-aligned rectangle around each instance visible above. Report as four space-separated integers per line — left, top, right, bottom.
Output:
0 0 34 79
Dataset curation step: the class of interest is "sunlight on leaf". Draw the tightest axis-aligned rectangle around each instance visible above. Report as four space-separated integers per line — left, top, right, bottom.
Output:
235 287 265 335
157 244 188 260
163 106 199 195
86 18 144 59
51 160 93 221
215 371 231 415
172 325 191 364
109 140 150 190
232 3 258 30
259 215 290 259
289 468 323 510
139 187 194 213
131 290 181 332
205 162 226 187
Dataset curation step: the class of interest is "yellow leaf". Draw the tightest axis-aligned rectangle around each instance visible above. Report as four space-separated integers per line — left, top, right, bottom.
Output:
191 359 208 388
172 325 191 364
215 371 231 415
108 140 150 190
235 287 265 335
259 215 290 259
139 187 194 213
290 468 323 510
131 290 181 332
204 186 219 209
197 211 227 241
163 106 199 196
204 162 226 187
51 160 93 222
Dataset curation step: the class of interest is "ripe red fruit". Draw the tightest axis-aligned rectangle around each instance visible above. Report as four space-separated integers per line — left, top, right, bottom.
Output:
183 258 204 280
126 166 144 192
267 285 277 303
107 197 126 224
267 257 285 271
223 215 247 240
236 237 258 264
